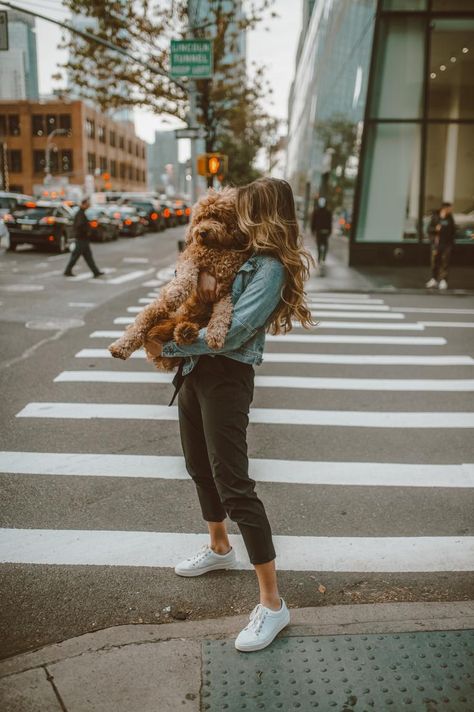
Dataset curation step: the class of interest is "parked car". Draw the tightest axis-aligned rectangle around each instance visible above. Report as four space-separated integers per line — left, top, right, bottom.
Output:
0 191 36 245
5 200 74 252
70 206 119 242
160 200 179 228
172 199 191 225
108 205 146 237
118 198 164 232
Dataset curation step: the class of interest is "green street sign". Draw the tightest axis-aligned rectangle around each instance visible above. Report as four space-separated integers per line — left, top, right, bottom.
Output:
170 39 213 79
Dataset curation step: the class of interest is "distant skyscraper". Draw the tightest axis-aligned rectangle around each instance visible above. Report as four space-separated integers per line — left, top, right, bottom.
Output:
147 130 179 194
0 11 39 100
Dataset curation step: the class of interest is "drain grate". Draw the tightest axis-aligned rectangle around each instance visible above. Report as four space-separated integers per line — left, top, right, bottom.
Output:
201 630 473 711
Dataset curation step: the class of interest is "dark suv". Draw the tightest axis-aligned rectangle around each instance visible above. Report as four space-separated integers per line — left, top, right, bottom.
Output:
5 201 74 252
119 198 164 232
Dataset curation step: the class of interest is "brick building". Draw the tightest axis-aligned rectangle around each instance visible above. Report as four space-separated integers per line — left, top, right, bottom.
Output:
0 99 147 197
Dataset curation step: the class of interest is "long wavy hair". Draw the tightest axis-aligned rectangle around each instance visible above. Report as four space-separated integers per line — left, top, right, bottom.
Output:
235 178 315 334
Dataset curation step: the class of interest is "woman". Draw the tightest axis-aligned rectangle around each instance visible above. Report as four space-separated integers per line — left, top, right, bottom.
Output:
145 177 314 652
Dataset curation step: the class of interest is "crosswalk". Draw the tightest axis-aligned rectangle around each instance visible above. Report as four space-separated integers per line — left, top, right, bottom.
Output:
1 285 474 578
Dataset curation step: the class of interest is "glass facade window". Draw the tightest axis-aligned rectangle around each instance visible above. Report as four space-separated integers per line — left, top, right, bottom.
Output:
32 114 45 136
110 159 117 178
7 149 22 173
8 115 20 136
59 114 72 132
98 125 106 143
120 162 126 178
425 123 474 241
428 19 474 119
357 123 421 242
369 16 425 119
432 1 474 10
61 150 73 173
33 149 45 173
382 0 426 9
46 114 57 135
87 152 96 173
110 130 116 147
85 119 95 139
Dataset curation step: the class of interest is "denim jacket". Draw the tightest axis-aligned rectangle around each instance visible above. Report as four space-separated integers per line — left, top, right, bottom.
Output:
161 253 286 376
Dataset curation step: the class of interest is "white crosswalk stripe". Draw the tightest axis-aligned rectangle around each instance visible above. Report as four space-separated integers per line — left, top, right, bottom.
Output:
2 451 472 487
54 370 474 392
1 529 472 572
4 287 474 576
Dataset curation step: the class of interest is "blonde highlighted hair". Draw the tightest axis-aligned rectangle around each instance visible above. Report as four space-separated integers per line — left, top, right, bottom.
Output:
235 177 316 334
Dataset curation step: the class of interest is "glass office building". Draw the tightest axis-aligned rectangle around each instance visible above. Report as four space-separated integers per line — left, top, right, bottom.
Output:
286 0 474 266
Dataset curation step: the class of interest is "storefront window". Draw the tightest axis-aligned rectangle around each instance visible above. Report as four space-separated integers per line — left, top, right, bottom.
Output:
382 0 426 10
369 16 425 118
357 123 421 242
424 123 474 242
432 1 474 10
428 19 474 119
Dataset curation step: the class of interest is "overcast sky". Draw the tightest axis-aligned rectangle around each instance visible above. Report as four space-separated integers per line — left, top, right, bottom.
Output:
32 0 302 144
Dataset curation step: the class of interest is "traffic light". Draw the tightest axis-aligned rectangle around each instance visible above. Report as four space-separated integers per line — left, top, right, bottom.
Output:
197 153 228 178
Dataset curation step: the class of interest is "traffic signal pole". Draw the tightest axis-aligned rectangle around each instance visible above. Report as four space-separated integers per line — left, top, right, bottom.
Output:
189 82 198 204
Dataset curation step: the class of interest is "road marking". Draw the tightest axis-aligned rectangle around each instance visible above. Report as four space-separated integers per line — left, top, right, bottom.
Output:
68 302 96 307
309 311 405 319
54 370 474 392
1 529 472 571
311 321 425 331
401 307 474 315
2 452 473 488
78 348 469 365
16 402 474 428
104 269 153 285
309 303 390 311
123 257 150 264
68 272 93 282
306 292 378 300
138 298 156 304
142 279 163 287
267 334 446 345
421 321 474 328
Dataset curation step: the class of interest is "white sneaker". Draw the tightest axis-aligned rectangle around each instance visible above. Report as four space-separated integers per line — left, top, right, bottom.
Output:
425 278 438 288
235 598 290 652
174 544 237 577
439 279 448 290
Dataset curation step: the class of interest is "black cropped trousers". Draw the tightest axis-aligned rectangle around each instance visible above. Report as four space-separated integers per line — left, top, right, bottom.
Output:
177 355 276 565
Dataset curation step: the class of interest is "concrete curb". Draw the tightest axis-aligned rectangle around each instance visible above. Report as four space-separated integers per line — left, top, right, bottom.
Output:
2 601 473 678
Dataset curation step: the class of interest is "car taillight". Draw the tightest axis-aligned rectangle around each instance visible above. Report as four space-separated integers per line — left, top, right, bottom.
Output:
3 213 14 223
39 216 56 225
176 209 183 216
89 220 99 228
48 235 55 242
150 212 158 220
163 208 170 218
124 218 132 226
185 207 191 216
113 212 120 219
25 201 37 208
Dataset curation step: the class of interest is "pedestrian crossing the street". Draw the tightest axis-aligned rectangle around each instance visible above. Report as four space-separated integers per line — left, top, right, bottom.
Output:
2 286 474 579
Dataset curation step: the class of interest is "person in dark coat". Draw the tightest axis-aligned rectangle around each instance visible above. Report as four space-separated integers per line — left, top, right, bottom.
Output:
425 202 456 290
64 197 104 277
310 197 332 273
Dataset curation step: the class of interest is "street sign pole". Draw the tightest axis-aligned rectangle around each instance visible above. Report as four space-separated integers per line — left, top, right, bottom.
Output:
189 81 198 204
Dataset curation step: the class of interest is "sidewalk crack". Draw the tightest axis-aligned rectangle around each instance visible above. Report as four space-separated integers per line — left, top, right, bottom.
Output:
43 665 69 712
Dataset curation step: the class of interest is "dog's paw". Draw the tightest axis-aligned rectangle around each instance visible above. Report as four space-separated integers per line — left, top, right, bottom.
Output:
108 341 130 360
206 330 225 350
174 321 200 345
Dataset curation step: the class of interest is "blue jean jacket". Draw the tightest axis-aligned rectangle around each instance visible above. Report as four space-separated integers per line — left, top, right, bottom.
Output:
161 253 286 376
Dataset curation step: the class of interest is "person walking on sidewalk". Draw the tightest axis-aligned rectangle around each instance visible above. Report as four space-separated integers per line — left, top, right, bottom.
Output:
425 202 457 290
64 197 104 278
144 178 315 653
310 196 332 275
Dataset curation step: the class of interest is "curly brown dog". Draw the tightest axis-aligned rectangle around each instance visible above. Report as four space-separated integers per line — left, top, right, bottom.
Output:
108 187 251 370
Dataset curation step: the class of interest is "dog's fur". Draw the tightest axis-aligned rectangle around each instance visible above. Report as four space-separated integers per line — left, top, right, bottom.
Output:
108 187 251 370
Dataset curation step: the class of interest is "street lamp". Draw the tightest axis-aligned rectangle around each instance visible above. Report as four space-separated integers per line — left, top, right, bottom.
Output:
44 128 70 184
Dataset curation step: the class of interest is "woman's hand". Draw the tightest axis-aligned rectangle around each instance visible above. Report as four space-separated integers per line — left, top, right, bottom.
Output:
144 336 162 361
198 271 217 303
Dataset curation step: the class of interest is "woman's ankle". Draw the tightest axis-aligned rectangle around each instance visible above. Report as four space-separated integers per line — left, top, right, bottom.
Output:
210 542 231 554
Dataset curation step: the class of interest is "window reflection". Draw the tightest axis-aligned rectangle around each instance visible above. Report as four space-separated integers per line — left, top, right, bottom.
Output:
428 20 474 119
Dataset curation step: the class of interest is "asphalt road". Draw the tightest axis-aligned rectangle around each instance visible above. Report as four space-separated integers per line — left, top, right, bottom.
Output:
0 229 473 659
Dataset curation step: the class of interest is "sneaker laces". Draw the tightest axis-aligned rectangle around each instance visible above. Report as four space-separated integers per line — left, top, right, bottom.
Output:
244 604 268 636
187 544 211 565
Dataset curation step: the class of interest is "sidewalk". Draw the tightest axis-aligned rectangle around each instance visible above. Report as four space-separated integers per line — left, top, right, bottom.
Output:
305 233 474 294
1 602 473 711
